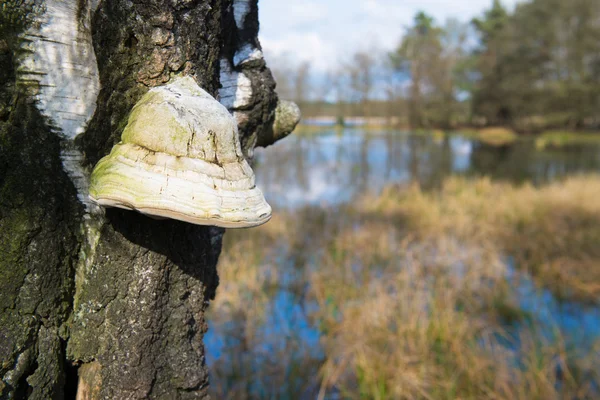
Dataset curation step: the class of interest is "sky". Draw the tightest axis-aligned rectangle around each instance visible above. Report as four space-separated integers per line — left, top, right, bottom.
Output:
258 0 522 72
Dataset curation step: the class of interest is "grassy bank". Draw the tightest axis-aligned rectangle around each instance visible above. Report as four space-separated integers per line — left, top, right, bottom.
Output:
461 127 518 146
297 124 600 150
208 176 600 399
535 131 600 149
368 176 600 303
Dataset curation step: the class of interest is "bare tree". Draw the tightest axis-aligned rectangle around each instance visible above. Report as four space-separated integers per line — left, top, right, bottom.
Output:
294 61 312 108
350 51 377 117
267 52 295 100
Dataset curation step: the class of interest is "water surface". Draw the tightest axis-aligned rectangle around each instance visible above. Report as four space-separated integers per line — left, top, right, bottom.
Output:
255 128 600 208
207 128 600 397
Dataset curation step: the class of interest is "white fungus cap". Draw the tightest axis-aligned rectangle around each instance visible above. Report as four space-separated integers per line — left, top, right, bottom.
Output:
89 76 272 228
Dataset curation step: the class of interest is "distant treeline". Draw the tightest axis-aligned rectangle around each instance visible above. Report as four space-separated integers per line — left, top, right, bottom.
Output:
271 0 600 131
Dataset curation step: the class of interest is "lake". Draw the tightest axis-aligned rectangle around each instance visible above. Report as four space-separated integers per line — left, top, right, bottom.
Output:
206 128 600 398
255 128 600 208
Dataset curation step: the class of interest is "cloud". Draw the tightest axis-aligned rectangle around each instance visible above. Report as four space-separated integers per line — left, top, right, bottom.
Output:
287 2 329 27
259 0 328 33
258 0 523 72
261 32 336 72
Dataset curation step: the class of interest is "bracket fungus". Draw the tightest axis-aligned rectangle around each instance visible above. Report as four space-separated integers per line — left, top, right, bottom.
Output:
89 76 272 228
257 100 301 148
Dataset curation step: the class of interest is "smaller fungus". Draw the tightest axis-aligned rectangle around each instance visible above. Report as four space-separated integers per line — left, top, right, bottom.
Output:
89 76 272 228
257 100 301 147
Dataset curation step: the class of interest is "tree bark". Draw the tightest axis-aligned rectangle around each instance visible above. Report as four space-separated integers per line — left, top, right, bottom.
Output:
0 0 281 398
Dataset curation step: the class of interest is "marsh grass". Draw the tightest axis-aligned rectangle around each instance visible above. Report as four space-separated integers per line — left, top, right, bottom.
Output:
458 127 519 147
295 124 344 135
535 131 600 150
208 176 600 399
368 176 600 303
311 227 597 399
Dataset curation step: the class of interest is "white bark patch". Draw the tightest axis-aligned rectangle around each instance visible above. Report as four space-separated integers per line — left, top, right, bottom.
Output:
233 110 250 127
72 213 104 319
60 145 100 213
218 59 253 110
233 43 263 67
233 0 251 29
17 0 100 140
90 0 101 13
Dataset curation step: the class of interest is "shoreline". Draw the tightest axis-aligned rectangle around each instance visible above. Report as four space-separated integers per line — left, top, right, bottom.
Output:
293 123 600 148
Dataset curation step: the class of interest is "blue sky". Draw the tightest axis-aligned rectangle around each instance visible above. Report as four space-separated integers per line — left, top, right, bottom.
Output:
258 0 522 72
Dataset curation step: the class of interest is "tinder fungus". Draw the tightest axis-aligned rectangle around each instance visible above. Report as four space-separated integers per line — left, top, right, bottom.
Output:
89 76 271 228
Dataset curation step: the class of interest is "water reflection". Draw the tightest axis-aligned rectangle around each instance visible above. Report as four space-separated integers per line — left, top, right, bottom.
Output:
513 269 600 351
207 128 600 398
254 129 600 208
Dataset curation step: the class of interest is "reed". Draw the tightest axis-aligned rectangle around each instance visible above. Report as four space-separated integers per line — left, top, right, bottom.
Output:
365 176 600 303
208 176 600 399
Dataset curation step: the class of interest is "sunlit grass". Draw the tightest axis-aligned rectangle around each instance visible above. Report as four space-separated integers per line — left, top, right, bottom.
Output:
366 176 600 303
208 176 600 399
469 127 518 146
535 131 600 150
415 127 518 146
295 124 342 135
311 220 598 399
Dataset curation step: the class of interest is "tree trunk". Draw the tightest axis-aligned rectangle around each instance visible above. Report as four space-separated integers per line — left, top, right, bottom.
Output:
0 0 285 398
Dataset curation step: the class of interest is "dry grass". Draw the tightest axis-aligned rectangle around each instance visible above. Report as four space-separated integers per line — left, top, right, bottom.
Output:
208 176 600 399
475 127 518 146
535 131 600 150
312 233 512 399
456 127 518 146
365 176 600 303
311 222 598 399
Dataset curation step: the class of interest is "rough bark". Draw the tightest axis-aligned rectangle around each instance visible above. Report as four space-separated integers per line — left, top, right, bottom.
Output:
0 0 280 398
